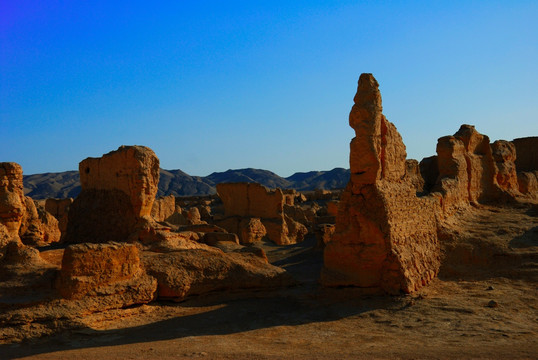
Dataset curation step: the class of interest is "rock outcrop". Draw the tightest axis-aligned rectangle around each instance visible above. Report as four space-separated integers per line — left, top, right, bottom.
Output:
216 183 307 245
64 146 160 243
321 73 440 294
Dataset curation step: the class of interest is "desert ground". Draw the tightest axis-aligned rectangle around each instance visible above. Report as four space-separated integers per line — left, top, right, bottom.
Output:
2 202 537 360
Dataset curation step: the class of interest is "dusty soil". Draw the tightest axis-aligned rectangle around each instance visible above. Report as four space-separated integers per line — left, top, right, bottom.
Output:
1 203 537 359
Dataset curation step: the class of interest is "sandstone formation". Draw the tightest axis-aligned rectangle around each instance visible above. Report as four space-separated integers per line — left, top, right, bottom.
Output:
57 242 157 309
216 182 307 245
64 146 160 243
321 73 440 294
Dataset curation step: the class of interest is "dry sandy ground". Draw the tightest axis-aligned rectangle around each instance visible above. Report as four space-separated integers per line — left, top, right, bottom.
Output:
1 203 537 359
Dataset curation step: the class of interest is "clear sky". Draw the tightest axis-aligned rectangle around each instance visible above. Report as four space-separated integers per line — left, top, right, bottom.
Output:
1 1 537 176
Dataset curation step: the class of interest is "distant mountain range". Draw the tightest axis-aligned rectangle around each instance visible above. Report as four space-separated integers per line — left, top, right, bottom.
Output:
23 168 350 199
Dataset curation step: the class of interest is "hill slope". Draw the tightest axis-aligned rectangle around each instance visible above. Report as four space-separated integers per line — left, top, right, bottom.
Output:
23 168 350 199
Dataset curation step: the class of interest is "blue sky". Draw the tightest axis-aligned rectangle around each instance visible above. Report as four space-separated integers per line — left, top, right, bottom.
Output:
1 1 537 176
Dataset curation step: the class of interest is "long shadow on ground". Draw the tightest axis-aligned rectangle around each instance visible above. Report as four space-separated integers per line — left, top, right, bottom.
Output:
0 287 411 359
0 235 411 359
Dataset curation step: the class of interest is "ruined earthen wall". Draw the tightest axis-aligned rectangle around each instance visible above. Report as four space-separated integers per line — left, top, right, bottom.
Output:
79 146 159 217
217 182 283 219
0 163 25 245
19 197 61 246
45 198 73 235
404 159 425 193
453 125 497 203
513 137 538 172
321 73 440 294
65 146 160 243
58 242 156 304
217 182 306 245
431 126 525 210
151 195 176 222
491 140 519 194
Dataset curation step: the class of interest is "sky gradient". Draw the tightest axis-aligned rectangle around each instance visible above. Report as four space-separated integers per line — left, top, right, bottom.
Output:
1 1 537 176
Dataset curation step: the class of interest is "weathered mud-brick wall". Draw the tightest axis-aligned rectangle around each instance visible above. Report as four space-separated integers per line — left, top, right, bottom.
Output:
216 183 306 245
0 162 26 246
513 137 538 172
45 198 73 236
58 242 157 307
513 137 538 197
453 125 498 203
64 145 160 243
491 140 519 194
432 126 522 210
321 73 440 294
404 159 425 193
151 194 177 222
19 197 61 247
517 171 538 197
1 163 61 248
433 135 470 213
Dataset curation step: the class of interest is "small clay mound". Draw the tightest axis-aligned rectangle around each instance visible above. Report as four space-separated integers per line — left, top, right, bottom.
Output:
142 247 293 301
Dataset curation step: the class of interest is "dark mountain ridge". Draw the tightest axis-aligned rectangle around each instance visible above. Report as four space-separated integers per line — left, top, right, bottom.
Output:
23 167 350 199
